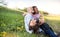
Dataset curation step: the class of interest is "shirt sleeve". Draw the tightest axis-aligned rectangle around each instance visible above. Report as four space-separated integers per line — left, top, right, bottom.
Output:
24 14 33 34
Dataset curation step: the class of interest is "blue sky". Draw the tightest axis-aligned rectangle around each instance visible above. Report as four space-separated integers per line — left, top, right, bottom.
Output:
3 0 60 14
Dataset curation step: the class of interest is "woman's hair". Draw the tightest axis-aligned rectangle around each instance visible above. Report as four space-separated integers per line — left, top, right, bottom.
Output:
27 7 33 13
32 6 39 14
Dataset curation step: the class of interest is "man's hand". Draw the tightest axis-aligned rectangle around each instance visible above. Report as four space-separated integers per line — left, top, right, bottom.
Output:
29 19 36 27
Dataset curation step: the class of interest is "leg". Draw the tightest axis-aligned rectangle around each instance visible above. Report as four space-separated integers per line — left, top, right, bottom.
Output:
40 23 57 37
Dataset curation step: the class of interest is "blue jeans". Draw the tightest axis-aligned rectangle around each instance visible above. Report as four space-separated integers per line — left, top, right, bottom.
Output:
40 23 57 37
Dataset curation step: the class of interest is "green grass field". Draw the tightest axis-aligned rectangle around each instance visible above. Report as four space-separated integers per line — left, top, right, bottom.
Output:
0 6 60 37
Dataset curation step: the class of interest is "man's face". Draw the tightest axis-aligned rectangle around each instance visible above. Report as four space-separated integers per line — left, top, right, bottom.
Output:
34 7 38 13
31 7 39 15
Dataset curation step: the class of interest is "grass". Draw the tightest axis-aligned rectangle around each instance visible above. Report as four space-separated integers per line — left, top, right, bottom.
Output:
0 6 60 37
16 15 60 37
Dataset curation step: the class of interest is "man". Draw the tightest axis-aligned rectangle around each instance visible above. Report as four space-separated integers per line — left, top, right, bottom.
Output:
24 6 57 37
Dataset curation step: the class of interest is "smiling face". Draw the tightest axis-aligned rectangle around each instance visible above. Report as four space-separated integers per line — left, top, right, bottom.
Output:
27 7 34 13
32 6 39 14
34 7 38 13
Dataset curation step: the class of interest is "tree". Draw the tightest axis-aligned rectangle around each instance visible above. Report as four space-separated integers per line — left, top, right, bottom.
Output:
0 0 7 6
39 11 49 15
22 8 27 12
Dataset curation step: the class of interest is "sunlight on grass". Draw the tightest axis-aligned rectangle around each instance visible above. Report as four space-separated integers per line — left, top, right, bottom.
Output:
44 16 60 20
2 32 19 37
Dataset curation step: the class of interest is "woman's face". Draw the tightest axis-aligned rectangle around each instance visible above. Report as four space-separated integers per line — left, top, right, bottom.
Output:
27 7 34 13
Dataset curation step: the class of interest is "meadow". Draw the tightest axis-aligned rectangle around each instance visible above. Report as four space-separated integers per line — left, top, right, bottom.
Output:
0 6 60 37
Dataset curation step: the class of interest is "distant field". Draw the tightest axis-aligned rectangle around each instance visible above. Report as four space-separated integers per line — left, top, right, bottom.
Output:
44 15 60 32
0 6 60 37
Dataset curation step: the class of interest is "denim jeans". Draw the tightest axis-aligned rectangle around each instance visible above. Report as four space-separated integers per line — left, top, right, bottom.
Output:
40 23 57 37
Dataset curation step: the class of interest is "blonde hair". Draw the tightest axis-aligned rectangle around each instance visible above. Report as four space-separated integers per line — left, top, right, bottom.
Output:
27 7 33 13
23 7 32 16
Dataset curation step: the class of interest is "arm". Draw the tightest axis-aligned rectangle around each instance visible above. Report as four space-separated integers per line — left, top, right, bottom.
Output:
39 14 45 24
24 14 33 34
